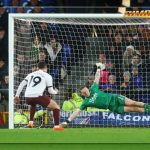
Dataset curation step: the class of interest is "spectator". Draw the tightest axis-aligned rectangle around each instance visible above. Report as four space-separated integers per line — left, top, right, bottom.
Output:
39 22 52 44
120 71 131 89
123 45 137 71
15 23 31 63
14 65 20 76
0 26 8 60
15 54 28 105
139 45 150 64
124 33 134 45
14 108 45 125
16 54 29 80
23 0 42 6
105 60 117 76
31 64 37 72
62 89 83 111
0 74 8 100
62 44 72 76
0 92 8 112
129 53 148 83
44 36 62 63
114 32 123 44
137 25 150 41
30 36 44 60
11 0 20 6
44 36 63 88
16 54 25 65
100 75 118 93
0 57 8 82
130 66 144 89
1 74 8 89
37 51 49 75
14 65 20 87
120 71 134 99
37 50 47 62
14 109 28 125
106 32 125 74
16 7 25 13
29 7 43 13
0 6 8 32
35 22 51 44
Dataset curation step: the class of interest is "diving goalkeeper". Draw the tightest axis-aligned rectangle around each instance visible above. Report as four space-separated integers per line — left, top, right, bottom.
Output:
61 69 150 126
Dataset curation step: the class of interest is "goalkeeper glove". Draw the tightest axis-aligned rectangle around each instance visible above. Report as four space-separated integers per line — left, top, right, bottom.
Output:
61 119 70 127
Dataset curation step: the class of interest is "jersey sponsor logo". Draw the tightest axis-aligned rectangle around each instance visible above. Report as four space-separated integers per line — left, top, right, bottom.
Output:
89 93 98 103
124 10 150 18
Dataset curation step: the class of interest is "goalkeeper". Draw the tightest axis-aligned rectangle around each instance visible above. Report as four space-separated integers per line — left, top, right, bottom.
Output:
61 69 150 126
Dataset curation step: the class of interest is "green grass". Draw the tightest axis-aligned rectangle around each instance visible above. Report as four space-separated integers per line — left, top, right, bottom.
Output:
0 128 150 143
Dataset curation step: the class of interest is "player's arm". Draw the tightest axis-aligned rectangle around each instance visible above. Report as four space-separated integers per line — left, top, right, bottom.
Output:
94 69 101 83
14 79 27 103
67 108 82 122
46 74 58 94
48 86 58 94
61 108 82 127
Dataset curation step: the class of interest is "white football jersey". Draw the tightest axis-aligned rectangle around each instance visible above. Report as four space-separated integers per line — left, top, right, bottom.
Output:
24 70 53 97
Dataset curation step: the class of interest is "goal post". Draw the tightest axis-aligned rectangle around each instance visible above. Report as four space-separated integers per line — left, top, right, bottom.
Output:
9 14 15 129
9 13 150 129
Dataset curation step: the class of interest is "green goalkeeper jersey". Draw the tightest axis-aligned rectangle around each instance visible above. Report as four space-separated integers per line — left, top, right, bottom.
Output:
80 82 116 110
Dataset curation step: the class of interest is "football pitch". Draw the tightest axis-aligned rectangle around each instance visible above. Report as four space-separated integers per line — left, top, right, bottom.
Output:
0 128 150 143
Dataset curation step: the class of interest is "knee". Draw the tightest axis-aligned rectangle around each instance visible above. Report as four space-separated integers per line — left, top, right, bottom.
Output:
53 102 60 110
125 97 136 106
55 105 60 110
48 101 60 110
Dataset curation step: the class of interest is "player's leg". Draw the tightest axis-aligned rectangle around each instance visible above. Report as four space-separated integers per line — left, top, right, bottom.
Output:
47 100 60 125
36 96 63 130
114 95 147 113
124 97 145 107
25 98 36 128
124 106 144 113
27 105 36 128
124 97 150 113
47 100 64 130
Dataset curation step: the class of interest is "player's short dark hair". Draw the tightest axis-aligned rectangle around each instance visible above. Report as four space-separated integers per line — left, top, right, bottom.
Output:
38 61 47 69
80 85 88 91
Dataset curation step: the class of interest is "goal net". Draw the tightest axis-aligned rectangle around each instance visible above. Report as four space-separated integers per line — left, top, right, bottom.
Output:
9 14 150 128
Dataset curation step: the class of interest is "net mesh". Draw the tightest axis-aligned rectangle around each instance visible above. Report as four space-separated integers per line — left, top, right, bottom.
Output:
13 16 150 128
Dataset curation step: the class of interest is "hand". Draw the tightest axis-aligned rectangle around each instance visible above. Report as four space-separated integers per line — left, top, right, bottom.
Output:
14 96 20 104
54 88 59 94
60 121 68 128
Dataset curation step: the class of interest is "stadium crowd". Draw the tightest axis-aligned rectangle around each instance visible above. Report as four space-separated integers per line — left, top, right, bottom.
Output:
0 0 150 127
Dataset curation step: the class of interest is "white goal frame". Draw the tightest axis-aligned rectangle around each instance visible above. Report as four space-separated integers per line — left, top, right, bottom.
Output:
9 13 126 129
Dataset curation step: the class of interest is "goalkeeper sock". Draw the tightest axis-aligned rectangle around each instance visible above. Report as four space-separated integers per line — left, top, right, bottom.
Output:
144 104 150 113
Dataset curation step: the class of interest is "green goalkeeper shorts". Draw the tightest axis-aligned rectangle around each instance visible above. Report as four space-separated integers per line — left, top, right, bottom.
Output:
108 95 125 114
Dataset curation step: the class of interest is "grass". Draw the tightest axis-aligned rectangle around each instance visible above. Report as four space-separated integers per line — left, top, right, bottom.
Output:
0 128 150 143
